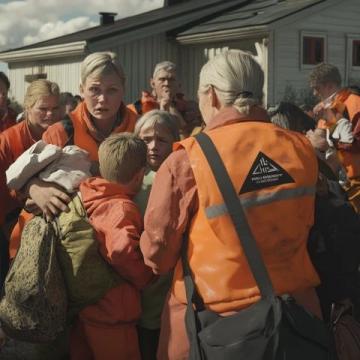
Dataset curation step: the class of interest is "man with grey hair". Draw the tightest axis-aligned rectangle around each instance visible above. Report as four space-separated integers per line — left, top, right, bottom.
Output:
128 61 202 137
308 62 360 124
150 61 178 112
308 62 360 213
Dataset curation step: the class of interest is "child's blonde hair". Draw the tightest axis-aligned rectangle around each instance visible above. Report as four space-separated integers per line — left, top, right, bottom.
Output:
134 109 180 141
98 133 147 184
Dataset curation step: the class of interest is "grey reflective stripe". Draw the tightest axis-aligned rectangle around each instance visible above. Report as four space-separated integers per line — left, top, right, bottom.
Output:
205 185 316 219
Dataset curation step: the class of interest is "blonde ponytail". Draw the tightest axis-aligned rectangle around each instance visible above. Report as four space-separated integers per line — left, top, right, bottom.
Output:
199 50 263 115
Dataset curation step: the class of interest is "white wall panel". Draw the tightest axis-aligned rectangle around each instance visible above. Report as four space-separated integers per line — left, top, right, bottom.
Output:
273 0 360 105
8 56 83 106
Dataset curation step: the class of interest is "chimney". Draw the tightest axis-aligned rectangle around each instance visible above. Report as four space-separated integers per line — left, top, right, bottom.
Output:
99 12 117 25
164 0 188 6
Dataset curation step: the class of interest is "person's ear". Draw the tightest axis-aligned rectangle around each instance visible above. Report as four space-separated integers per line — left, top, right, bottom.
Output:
79 83 84 98
150 78 155 90
209 86 220 109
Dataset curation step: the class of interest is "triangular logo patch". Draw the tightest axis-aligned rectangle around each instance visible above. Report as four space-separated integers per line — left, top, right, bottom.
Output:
239 152 295 194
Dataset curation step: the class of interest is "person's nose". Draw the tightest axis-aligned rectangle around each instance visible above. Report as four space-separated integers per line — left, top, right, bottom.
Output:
97 92 107 103
46 109 56 115
43 109 56 120
148 140 157 152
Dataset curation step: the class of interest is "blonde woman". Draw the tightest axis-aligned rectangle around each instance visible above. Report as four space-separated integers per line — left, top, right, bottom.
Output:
0 79 60 283
27 51 138 220
9 52 138 267
140 50 322 359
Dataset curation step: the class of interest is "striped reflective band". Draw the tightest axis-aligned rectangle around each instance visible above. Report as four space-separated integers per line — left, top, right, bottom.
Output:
205 185 316 219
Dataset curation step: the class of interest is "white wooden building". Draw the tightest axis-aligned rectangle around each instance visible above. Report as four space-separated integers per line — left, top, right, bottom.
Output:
0 0 359 107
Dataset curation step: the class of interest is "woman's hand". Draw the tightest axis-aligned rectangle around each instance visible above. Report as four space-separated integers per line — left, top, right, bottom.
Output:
23 198 42 216
27 178 71 221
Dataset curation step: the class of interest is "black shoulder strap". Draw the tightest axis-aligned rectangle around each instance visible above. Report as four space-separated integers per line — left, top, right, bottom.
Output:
193 132 276 300
61 115 74 146
317 157 337 182
133 100 143 115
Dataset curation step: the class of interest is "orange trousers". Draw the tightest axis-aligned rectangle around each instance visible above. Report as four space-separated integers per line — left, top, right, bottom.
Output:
70 319 141 360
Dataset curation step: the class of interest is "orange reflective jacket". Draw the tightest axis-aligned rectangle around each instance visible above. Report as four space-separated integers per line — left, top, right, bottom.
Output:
43 102 137 161
0 120 36 225
72 103 137 161
335 91 360 179
336 90 360 124
172 122 320 313
127 91 159 115
315 90 360 179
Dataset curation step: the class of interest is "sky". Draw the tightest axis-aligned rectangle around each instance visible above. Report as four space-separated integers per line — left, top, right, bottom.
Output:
0 0 163 72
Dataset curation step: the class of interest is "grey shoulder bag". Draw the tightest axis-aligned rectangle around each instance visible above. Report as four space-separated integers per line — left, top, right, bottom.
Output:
181 132 334 360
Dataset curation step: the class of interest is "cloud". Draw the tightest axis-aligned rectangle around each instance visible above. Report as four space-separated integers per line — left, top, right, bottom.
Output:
0 0 163 51
23 17 97 46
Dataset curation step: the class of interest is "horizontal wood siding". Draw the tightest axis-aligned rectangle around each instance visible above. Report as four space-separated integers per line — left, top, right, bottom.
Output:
179 39 262 100
91 34 179 103
8 57 83 105
92 35 263 102
273 0 360 105
7 36 265 107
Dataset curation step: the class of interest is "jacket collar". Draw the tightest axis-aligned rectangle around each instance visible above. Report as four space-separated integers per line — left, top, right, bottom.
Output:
80 102 126 143
205 106 270 131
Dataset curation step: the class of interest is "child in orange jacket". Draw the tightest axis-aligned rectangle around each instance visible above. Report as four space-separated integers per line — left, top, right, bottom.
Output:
71 133 153 360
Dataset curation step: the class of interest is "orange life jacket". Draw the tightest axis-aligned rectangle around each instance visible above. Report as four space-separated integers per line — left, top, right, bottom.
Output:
127 91 191 116
336 89 360 124
72 102 137 161
334 90 360 179
127 91 159 115
3 122 36 257
315 90 360 179
0 120 36 225
1 120 34 162
172 121 320 313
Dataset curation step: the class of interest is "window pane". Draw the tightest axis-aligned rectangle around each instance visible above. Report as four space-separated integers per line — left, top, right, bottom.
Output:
315 38 324 63
303 36 324 65
353 40 360 66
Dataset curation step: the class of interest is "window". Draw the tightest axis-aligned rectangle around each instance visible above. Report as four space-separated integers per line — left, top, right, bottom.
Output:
346 35 360 73
300 32 327 69
353 40 360 67
302 36 324 65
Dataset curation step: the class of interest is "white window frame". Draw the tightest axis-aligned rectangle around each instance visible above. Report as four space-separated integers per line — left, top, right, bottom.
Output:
300 31 327 70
